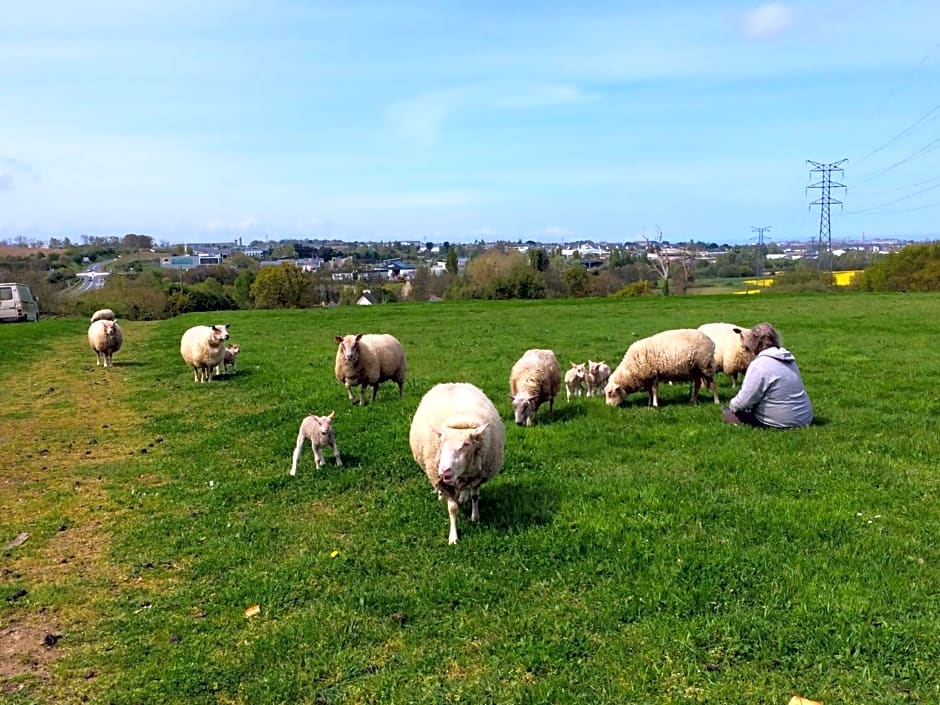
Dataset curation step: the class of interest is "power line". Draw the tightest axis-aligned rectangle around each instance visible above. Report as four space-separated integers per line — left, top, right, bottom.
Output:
846 180 940 215
806 160 847 275
865 41 940 120
853 136 940 187
853 101 940 167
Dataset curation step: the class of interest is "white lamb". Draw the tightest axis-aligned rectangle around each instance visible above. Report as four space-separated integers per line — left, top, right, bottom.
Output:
697 322 755 388
180 324 230 383
509 349 562 426
214 343 241 376
290 411 342 475
89 308 116 323
87 319 124 368
604 328 719 408
564 362 588 401
334 333 407 405
587 360 611 396
409 383 505 544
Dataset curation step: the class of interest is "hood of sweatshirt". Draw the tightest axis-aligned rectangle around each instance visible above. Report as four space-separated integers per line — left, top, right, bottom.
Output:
758 346 796 363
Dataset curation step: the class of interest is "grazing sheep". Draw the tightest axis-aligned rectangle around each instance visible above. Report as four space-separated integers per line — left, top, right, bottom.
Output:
564 362 588 401
290 411 342 475
180 324 230 383
215 343 241 376
587 360 611 396
89 308 116 323
509 349 562 426
409 383 505 544
87 319 124 368
697 322 755 388
334 333 407 405
604 328 719 408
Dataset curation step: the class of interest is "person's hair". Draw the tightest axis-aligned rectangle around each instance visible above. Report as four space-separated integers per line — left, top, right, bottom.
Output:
749 322 781 353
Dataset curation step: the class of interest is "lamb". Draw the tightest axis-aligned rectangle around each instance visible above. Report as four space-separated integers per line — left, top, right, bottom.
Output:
87 319 124 368
409 382 505 544
564 362 588 401
587 360 611 396
290 411 342 475
89 308 116 323
334 333 407 405
180 324 230 383
509 349 561 426
214 343 241 376
697 322 755 388
604 328 719 408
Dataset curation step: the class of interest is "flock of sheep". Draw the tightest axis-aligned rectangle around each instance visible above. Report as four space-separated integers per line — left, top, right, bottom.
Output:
86 309 755 545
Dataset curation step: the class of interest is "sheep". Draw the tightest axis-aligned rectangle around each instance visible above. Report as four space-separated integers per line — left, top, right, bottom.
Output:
604 328 719 408
697 322 755 388
334 333 407 405
180 324 230 383
587 360 611 396
409 382 505 544
89 308 116 323
290 411 342 475
214 343 241 376
564 362 588 401
87 319 124 368
509 349 562 426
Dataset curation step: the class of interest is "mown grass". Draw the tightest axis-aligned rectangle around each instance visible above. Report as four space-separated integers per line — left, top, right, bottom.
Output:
2 293 940 704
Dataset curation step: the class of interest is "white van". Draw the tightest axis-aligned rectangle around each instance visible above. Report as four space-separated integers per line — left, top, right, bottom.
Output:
0 283 40 323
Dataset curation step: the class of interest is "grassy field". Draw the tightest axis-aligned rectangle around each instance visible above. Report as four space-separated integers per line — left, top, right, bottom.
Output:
2 293 940 704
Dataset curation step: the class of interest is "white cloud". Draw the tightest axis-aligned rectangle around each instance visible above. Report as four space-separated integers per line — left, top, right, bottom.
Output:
742 3 796 40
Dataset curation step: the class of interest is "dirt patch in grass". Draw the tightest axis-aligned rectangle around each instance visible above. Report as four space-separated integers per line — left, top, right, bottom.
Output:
0 324 159 697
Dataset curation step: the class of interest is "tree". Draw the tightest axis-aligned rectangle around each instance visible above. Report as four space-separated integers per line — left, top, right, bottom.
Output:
563 265 589 297
528 247 550 272
644 229 671 295
445 247 458 275
250 263 312 308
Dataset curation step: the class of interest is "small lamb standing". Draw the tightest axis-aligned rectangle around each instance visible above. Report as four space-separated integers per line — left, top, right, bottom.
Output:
587 360 612 396
215 343 241 376
697 322 755 388
90 308 116 323
290 411 342 475
604 328 719 408
509 349 562 426
410 383 505 544
180 324 230 383
334 333 407 405
564 362 588 401
88 319 124 368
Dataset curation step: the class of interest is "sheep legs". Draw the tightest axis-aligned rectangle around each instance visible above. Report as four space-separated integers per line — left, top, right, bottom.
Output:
289 433 305 475
446 496 460 544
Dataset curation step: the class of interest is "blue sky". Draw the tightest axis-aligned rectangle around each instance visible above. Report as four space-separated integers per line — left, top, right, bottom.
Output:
2 1 939 245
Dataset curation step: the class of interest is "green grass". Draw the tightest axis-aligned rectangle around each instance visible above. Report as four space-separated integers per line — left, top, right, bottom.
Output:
2 293 940 703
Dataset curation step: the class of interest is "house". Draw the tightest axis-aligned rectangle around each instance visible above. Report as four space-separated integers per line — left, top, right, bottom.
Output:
356 289 378 305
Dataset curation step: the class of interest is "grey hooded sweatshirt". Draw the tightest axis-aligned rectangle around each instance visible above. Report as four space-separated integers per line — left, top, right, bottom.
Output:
728 346 813 428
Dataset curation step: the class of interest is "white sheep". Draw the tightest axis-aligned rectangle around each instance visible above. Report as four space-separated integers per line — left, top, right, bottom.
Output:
604 328 719 408
290 411 342 475
87 319 124 368
334 333 407 405
214 343 241 376
587 360 611 396
180 324 230 383
89 308 116 323
409 382 505 544
509 349 562 426
697 322 755 388
564 362 588 401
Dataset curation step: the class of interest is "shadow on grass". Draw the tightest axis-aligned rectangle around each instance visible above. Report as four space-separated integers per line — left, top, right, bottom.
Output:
478 476 559 534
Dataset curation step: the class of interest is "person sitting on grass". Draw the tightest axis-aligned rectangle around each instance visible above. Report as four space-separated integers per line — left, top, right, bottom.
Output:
722 322 814 429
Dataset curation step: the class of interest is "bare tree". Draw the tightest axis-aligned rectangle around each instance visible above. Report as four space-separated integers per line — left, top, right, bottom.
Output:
643 227 671 295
